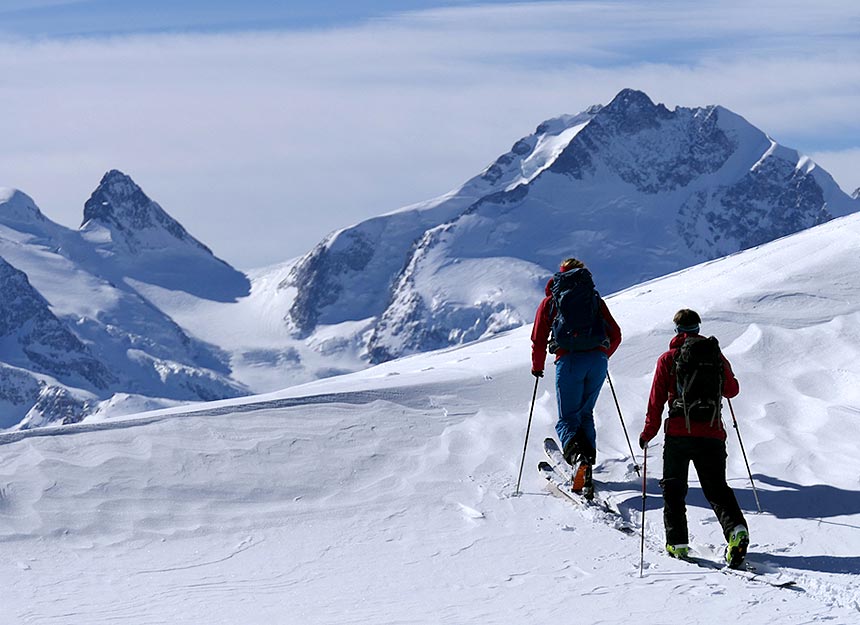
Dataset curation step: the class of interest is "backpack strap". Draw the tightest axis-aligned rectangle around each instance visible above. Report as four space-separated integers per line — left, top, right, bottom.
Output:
679 368 698 433
672 337 725 432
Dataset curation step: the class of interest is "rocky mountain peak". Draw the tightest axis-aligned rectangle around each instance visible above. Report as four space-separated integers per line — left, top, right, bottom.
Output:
76 169 249 301
81 169 211 254
604 88 656 112
548 88 737 192
292 89 858 363
596 88 672 129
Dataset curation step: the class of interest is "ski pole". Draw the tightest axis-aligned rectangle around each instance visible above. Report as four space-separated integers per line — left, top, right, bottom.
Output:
639 443 648 578
606 370 641 477
515 376 540 496
727 398 762 513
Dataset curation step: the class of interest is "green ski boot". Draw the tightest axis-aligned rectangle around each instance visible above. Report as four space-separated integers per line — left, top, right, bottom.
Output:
666 544 690 559
726 525 749 569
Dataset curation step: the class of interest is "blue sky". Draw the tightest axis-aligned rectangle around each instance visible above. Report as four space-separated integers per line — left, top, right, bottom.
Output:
1 1 858 268
0 1 530 36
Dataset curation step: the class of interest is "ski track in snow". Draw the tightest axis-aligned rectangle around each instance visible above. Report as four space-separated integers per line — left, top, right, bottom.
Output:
3 216 860 622
2 368 858 623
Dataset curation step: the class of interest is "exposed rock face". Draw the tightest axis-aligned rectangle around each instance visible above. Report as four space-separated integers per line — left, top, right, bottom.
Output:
79 169 250 302
0 257 115 390
679 155 831 257
82 169 211 254
0 172 251 429
283 89 858 363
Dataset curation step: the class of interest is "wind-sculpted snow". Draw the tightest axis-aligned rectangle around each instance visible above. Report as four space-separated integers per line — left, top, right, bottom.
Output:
2 212 860 621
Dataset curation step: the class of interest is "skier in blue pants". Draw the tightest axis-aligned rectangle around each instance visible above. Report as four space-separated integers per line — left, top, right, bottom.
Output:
531 258 621 493
554 349 608 464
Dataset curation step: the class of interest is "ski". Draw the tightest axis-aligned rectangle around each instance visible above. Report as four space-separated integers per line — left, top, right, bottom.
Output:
539 436 794 586
538 460 635 534
676 554 796 589
542 437 621 514
542 437 573 481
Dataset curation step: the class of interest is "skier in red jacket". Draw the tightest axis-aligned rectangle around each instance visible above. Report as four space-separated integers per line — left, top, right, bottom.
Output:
639 309 749 568
531 258 621 496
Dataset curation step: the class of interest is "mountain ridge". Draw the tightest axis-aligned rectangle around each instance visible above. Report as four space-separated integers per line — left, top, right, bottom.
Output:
283 89 857 363
0 171 249 428
1 89 858 428
81 169 213 255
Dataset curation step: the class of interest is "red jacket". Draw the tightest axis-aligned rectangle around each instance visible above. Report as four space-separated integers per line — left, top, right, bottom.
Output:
641 333 739 442
531 278 621 373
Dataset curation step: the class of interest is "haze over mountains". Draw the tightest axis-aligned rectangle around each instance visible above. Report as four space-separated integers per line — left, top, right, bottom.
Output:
1 89 857 428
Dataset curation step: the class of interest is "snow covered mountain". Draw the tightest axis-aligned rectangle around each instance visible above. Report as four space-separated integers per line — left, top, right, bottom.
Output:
79 170 250 300
282 89 857 363
2 89 858 429
2 209 859 623
0 176 249 428
0 256 115 428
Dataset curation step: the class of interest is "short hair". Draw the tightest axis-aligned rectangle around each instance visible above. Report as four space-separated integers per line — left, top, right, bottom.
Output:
673 309 701 329
560 257 585 271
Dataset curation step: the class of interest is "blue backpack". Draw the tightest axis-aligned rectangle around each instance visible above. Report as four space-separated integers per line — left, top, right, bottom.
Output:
549 268 609 353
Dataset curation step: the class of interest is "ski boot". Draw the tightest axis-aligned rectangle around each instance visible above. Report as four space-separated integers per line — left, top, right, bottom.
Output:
562 438 580 466
726 525 749 569
581 464 594 500
571 461 592 498
666 544 690 559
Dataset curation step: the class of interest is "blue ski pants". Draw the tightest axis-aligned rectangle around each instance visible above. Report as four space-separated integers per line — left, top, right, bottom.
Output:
554 350 608 461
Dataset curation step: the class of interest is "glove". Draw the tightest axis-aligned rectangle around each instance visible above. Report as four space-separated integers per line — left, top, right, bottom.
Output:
638 434 648 450
532 369 544 378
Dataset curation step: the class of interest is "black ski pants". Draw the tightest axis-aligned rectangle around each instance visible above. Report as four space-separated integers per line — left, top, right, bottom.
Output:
659 436 748 546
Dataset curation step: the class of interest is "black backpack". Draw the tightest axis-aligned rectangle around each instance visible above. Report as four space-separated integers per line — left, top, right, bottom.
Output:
670 335 725 430
549 268 608 353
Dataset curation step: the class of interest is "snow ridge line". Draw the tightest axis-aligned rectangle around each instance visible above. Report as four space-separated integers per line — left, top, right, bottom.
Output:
0 384 447 446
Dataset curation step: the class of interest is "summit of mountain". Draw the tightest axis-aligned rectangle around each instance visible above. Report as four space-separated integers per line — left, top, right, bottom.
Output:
279 89 857 362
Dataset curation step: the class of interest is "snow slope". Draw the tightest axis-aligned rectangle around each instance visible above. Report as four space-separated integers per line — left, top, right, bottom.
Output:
1 211 859 623
283 89 857 364
4 91 859 428
0 174 249 426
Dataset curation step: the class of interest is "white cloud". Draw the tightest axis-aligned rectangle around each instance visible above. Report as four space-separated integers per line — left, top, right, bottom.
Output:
0 1 858 268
